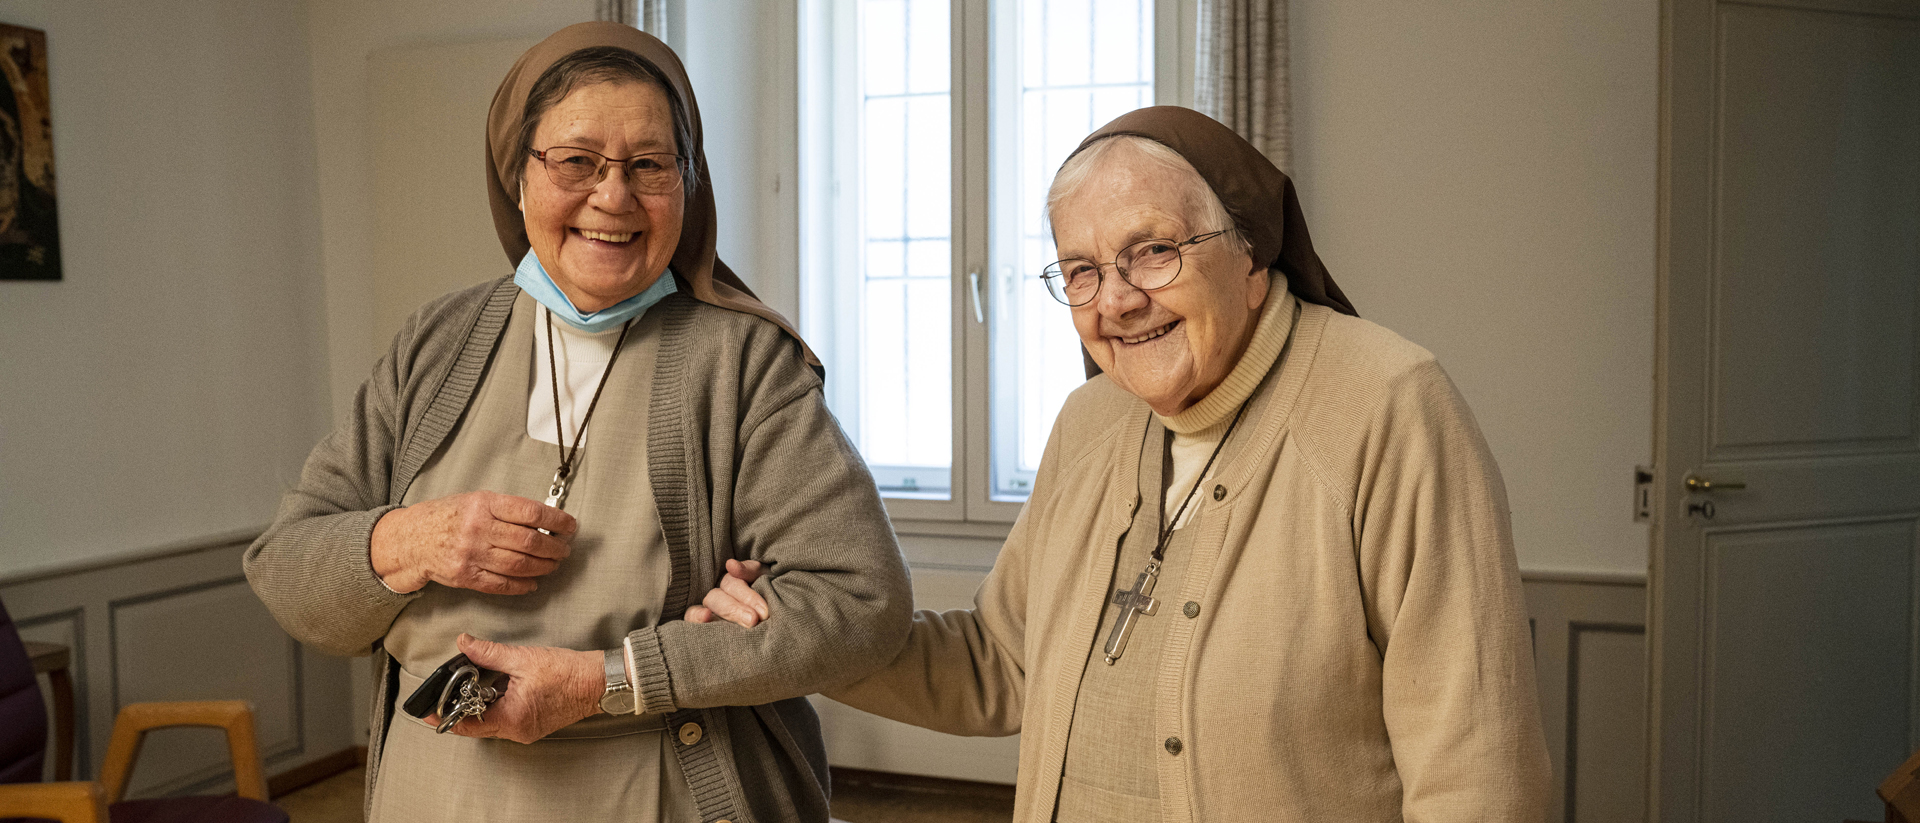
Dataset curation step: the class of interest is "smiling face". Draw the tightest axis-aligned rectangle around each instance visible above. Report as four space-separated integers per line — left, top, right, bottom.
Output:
519 80 683 312
1051 142 1267 416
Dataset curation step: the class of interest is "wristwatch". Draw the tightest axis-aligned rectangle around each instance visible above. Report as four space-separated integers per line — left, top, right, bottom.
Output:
600 647 636 715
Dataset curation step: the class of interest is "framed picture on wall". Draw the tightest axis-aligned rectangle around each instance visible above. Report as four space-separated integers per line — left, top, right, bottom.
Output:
0 22 58 281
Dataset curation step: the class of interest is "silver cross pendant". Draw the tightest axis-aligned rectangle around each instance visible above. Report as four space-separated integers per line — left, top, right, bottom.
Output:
1103 560 1160 665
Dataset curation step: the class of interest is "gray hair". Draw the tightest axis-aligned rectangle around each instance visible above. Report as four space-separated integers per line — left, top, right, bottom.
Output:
1045 135 1251 256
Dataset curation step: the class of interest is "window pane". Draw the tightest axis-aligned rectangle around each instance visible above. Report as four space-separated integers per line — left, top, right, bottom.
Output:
903 95 952 240
854 0 953 495
990 0 1154 498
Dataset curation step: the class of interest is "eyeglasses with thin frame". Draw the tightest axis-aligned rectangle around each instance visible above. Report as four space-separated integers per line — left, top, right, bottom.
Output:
528 146 687 195
1040 230 1231 307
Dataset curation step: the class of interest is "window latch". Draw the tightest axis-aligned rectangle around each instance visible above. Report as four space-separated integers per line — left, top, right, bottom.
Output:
968 268 986 324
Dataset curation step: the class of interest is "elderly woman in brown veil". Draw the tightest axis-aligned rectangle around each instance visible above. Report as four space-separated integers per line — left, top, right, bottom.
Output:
704 107 1552 821
243 23 908 823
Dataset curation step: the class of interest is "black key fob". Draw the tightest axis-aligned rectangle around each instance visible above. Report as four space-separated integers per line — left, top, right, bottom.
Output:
402 652 501 719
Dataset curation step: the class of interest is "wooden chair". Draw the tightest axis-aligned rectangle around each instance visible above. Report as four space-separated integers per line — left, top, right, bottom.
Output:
0 596 287 823
1881 747 1920 823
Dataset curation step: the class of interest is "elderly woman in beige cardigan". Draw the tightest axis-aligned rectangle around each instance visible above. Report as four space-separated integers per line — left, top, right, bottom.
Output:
700 107 1551 822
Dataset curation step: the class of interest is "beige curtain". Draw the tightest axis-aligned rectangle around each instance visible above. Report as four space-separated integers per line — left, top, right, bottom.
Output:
638 0 667 40
595 0 666 40
1195 0 1292 173
594 0 633 25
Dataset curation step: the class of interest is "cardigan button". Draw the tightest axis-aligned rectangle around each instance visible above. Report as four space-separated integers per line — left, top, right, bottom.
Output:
1212 484 1226 501
1183 601 1200 618
678 722 703 746
1164 736 1184 755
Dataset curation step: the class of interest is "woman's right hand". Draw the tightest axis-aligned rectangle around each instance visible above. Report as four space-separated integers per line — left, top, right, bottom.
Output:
369 491 577 595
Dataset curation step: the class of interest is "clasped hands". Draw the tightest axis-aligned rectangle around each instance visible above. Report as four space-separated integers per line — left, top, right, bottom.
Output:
370 491 772 743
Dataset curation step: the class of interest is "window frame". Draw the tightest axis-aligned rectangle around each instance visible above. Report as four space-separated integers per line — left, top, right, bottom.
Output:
801 0 1197 533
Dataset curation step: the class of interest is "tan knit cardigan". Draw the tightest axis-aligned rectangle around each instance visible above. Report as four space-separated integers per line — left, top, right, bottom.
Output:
827 296 1551 822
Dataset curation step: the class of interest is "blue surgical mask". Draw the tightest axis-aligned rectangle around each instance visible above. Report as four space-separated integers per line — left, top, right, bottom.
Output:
513 250 679 333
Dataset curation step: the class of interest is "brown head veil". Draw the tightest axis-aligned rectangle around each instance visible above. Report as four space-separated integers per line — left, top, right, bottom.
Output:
486 22 819 371
1064 107 1356 376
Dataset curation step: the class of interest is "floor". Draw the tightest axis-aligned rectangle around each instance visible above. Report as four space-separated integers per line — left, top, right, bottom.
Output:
273 767 367 823
274 766 1016 823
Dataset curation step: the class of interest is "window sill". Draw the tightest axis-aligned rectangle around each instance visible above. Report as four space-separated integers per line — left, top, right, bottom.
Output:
888 517 1014 541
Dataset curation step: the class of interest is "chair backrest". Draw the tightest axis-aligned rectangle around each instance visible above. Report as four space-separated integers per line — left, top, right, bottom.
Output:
0 595 48 785
1883 747 1920 823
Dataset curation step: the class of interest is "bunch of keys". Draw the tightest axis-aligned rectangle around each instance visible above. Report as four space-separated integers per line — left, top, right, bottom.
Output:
401 653 504 734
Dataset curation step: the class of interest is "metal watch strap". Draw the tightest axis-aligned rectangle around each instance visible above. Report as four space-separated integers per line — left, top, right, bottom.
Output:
600 648 636 714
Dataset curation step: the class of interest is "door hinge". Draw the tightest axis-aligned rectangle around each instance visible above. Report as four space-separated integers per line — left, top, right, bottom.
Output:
1633 466 1654 522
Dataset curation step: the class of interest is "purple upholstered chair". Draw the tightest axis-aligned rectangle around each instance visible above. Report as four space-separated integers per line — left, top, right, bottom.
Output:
0 596 288 823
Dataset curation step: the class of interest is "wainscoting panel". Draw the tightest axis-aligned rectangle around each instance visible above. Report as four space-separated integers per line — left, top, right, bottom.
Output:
1570 623 1649 822
110 576 304 796
1526 574 1650 823
0 531 356 798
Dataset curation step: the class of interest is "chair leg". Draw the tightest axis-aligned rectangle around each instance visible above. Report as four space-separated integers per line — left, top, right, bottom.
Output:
49 666 75 781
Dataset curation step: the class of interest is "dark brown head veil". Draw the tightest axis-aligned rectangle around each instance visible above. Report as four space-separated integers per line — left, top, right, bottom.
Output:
486 22 819 371
1064 107 1356 371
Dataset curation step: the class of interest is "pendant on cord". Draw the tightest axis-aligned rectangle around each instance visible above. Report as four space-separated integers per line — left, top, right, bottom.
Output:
544 467 571 510
538 311 635 527
1103 559 1161 665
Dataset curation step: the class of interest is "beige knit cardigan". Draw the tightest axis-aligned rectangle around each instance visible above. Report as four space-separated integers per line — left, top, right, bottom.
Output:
827 297 1551 822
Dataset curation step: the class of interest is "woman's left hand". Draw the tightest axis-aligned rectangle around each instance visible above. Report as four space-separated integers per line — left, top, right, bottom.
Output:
685 559 768 627
437 633 603 744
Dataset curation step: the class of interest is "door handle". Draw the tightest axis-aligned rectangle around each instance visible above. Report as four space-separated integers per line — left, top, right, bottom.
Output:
1684 475 1746 492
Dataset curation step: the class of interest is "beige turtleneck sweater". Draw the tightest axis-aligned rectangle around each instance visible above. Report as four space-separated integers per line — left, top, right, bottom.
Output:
1160 284 1294 527
1053 286 1296 821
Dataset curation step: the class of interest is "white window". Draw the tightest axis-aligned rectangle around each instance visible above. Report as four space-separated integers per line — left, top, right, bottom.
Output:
802 0 1179 524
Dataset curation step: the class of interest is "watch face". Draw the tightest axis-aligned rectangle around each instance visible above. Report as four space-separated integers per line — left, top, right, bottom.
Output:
600 690 637 715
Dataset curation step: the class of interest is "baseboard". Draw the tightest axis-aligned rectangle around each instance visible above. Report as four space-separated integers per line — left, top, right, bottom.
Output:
268 746 363 799
830 766 1016 802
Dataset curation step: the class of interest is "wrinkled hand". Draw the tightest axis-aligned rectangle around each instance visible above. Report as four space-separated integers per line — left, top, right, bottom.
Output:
429 633 603 744
684 559 768 628
370 491 577 594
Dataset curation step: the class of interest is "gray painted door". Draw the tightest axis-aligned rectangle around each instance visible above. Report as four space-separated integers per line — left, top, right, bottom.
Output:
1652 1 1920 821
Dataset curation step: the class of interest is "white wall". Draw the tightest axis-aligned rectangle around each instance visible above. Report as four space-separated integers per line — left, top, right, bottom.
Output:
304 0 595 417
682 0 803 324
0 0 329 577
1289 0 1659 576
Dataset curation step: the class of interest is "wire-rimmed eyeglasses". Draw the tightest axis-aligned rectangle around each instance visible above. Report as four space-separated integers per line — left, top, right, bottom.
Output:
528 146 687 195
1040 230 1231 307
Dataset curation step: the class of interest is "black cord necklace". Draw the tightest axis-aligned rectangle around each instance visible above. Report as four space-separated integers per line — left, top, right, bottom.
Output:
541 310 634 511
1102 400 1250 665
